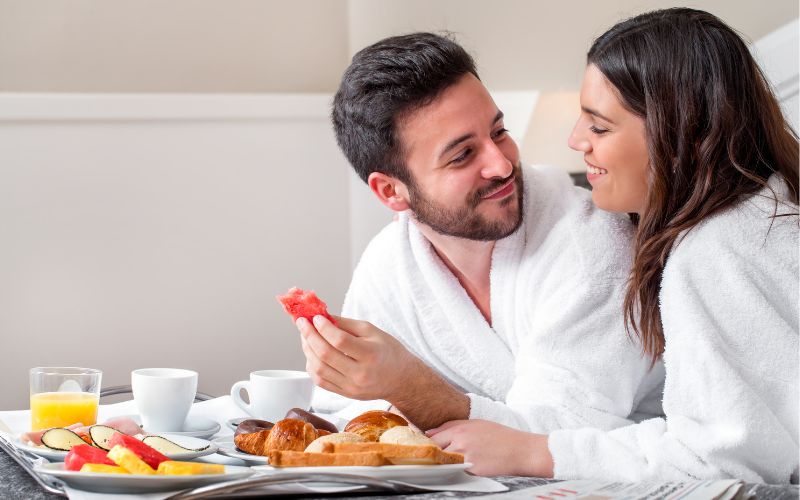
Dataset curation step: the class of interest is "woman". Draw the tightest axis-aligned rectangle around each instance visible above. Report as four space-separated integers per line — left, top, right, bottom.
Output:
428 8 799 483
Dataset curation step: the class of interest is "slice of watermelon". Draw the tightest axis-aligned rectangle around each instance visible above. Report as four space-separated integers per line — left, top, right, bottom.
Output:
107 432 169 469
64 444 116 471
276 287 337 325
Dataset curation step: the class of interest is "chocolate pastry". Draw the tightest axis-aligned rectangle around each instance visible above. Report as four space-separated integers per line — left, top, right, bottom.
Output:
284 407 338 433
234 418 274 438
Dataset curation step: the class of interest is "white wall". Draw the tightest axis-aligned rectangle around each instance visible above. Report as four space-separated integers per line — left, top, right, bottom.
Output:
752 20 800 132
0 94 352 409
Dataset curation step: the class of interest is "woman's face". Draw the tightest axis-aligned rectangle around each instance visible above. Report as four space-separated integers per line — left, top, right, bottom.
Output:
568 64 650 214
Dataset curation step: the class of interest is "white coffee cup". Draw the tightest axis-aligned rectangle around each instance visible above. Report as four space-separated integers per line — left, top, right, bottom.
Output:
131 368 198 432
230 370 314 422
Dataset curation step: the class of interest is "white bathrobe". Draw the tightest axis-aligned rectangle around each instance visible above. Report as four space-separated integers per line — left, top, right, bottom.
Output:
549 176 799 484
314 164 664 433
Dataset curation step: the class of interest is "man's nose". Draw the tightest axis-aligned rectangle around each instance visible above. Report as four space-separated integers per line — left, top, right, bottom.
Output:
568 122 590 152
480 142 514 179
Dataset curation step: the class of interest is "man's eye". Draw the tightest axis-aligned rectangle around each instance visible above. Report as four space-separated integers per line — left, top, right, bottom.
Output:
450 148 472 165
590 125 609 135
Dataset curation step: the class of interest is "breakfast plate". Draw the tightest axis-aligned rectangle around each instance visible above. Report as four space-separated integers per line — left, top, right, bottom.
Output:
252 462 473 483
16 434 218 462
35 462 254 494
211 436 267 464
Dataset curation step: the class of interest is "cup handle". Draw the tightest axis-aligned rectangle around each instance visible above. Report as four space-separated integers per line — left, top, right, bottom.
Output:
230 381 252 414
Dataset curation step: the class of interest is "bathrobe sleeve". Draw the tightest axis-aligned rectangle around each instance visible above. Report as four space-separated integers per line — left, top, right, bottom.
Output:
547 211 800 483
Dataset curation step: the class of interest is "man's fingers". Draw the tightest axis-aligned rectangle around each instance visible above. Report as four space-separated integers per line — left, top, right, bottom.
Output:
327 315 372 338
300 335 348 388
312 315 370 359
298 317 359 371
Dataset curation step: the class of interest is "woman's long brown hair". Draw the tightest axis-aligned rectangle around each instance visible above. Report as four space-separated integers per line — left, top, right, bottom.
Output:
588 8 799 363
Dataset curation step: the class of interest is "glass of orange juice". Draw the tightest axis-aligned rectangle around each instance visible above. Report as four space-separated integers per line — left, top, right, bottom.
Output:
29 367 102 430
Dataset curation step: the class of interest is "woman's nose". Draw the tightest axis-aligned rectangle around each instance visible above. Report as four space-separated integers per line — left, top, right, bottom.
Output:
568 122 591 152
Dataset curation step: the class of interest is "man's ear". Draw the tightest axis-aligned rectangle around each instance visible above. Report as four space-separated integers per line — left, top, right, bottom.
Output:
367 172 410 212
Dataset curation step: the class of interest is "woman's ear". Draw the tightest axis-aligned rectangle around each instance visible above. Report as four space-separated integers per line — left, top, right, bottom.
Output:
367 172 410 212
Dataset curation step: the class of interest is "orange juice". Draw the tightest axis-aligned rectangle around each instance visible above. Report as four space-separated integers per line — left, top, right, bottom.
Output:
30 392 99 430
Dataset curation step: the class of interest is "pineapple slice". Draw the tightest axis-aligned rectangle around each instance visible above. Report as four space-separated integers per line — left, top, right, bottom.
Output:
157 460 225 475
107 445 156 475
79 463 130 474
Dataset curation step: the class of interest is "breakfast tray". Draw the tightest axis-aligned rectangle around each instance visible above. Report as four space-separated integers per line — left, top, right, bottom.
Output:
0 432 429 498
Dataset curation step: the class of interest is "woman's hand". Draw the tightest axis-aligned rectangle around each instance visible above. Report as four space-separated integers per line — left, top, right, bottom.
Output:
427 419 554 477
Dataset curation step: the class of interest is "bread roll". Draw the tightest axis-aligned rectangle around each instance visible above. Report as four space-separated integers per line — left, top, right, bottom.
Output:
344 410 408 442
304 432 365 453
379 425 436 446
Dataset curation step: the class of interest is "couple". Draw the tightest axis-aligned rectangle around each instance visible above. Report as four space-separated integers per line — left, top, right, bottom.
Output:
293 8 799 483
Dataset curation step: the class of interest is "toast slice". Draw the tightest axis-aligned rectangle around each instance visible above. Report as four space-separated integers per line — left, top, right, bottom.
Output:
320 442 464 465
268 450 386 467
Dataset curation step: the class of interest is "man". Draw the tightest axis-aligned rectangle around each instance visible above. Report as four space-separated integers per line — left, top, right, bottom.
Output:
296 33 663 432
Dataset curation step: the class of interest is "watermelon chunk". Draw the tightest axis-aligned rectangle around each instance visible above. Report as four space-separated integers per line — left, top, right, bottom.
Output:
276 287 337 325
64 444 115 472
108 432 169 469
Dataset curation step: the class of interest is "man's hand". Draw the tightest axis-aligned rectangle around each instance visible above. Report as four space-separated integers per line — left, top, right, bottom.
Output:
296 314 469 429
427 419 554 477
297 314 419 401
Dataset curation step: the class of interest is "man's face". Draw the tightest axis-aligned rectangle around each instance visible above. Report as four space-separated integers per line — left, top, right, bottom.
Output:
397 74 523 241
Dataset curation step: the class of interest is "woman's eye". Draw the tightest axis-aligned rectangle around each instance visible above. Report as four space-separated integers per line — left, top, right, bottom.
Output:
589 125 609 135
493 128 509 139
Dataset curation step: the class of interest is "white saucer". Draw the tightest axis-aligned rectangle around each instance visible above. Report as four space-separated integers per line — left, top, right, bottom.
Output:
127 415 221 439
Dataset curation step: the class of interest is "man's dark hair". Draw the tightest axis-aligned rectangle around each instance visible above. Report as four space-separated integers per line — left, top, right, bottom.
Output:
332 32 478 184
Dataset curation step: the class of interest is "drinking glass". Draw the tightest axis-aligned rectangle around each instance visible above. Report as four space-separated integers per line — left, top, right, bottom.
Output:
29 367 102 430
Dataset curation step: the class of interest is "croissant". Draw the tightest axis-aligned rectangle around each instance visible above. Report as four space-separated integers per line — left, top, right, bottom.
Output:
344 410 408 442
234 428 270 456
266 418 318 452
234 418 318 456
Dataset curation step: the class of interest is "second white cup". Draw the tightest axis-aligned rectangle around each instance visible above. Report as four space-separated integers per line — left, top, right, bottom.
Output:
230 370 314 422
132 368 198 432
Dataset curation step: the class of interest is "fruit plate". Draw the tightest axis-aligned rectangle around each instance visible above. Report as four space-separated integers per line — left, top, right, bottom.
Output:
35 462 254 494
16 434 218 462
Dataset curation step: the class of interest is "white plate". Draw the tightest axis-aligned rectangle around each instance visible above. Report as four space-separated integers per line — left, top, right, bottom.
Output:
211 436 268 464
36 462 254 494
127 415 221 439
16 433 218 462
253 462 472 483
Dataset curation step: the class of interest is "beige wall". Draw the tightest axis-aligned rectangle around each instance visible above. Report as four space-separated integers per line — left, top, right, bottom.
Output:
0 94 353 410
348 0 798 91
0 1 796 410
1 1 795 93
0 0 349 92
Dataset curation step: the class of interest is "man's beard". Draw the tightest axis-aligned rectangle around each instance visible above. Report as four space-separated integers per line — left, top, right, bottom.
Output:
407 163 524 241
